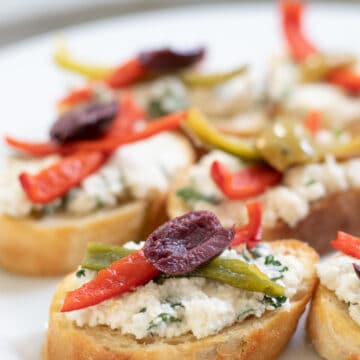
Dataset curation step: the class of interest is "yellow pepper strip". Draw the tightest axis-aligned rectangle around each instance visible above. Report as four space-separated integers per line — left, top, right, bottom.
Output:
184 108 260 161
54 44 114 80
322 137 360 160
181 65 248 87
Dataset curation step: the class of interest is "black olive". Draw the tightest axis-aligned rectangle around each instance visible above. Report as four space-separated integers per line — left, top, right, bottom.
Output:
50 100 119 143
138 47 205 72
143 211 234 275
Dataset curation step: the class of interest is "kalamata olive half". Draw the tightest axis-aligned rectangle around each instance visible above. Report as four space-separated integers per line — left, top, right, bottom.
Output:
50 100 119 143
143 211 235 275
138 47 205 72
354 263 360 279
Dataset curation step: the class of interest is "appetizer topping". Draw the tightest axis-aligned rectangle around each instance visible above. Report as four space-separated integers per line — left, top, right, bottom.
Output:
58 87 94 108
331 231 360 259
185 108 260 160
66 241 301 339
210 161 282 199
232 202 262 248
256 117 319 171
143 211 235 275
184 150 360 228
50 100 119 143
181 65 248 87
138 47 205 71
176 187 221 205
304 110 321 135
19 151 106 204
317 250 360 326
280 0 360 92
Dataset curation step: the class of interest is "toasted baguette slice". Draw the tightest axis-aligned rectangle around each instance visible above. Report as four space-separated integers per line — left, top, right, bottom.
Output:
307 285 360 360
44 240 318 360
168 167 360 254
0 134 195 276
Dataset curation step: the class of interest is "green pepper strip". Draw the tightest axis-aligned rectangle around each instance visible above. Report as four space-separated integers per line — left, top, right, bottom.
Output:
185 108 261 161
54 43 114 80
81 242 285 297
181 65 248 87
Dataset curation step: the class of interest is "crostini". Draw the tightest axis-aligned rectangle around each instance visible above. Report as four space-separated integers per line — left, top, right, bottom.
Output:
44 209 318 360
1 97 194 276
267 0 360 134
307 231 360 359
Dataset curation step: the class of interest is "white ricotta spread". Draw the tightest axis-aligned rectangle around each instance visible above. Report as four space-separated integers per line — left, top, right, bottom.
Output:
317 254 360 326
268 57 360 129
66 243 303 339
0 133 190 217
183 150 360 228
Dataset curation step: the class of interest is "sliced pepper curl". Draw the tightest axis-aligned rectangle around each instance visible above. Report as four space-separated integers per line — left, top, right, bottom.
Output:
19 151 107 204
184 108 260 161
180 65 248 87
331 231 360 259
210 161 282 200
54 44 114 80
231 202 263 248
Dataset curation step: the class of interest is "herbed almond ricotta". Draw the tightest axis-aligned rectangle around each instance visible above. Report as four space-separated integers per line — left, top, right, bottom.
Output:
181 150 360 228
66 243 303 340
317 254 360 326
0 133 190 217
268 56 360 129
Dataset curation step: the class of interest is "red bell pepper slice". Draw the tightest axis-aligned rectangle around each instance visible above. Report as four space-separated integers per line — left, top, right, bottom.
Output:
108 92 145 137
327 67 360 93
105 58 149 89
304 110 321 135
61 250 160 312
280 0 318 62
62 111 186 153
58 87 94 108
19 151 106 204
4 136 59 157
231 201 262 248
331 231 360 259
210 161 282 200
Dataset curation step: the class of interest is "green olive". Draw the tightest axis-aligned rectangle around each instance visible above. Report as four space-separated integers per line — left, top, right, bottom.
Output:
256 117 319 171
300 52 356 82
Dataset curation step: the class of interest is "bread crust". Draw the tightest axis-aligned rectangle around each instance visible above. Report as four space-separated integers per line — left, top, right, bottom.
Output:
44 240 319 360
167 166 360 254
307 285 360 360
0 133 195 276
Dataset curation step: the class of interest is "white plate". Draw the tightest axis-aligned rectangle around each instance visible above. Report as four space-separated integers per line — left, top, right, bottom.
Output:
1 2 360 359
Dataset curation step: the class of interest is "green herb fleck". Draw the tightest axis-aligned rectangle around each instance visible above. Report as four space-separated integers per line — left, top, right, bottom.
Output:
263 295 287 309
264 255 281 266
138 307 147 313
279 266 289 273
147 313 181 331
306 179 316 186
237 308 255 321
170 302 184 309
76 269 86 278
333 128 344 139
176 187 220 205
271 275 284 281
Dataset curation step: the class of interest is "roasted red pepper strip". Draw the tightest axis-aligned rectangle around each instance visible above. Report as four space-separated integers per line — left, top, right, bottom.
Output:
58 87 94 108
327 67 360 93
108 93 145 137
19 151 106 204
231 202 262 248
104 58 148 89
280 0 318 62
210 161 282 200
4 136 59 157
63 111 186 153
304 110 321 135
331 231 360 259
61 250 159 312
